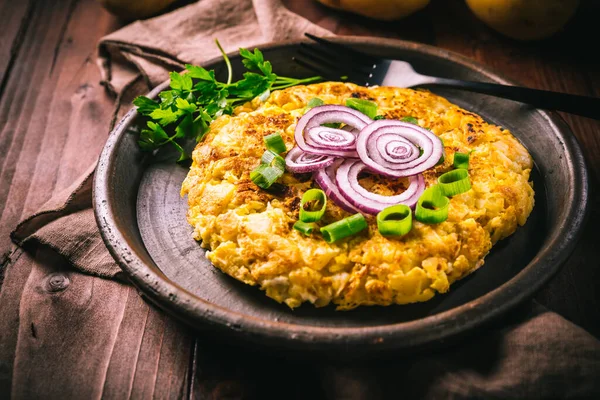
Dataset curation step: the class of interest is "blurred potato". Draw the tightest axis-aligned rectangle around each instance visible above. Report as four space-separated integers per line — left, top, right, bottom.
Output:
315 0 430 21
98 0 179 20
465 0 580 40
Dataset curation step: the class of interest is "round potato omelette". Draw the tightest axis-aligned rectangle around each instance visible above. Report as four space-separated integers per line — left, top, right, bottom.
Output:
180 82 534 310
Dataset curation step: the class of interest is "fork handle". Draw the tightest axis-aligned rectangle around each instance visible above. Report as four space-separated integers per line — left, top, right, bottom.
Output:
429 78 600 120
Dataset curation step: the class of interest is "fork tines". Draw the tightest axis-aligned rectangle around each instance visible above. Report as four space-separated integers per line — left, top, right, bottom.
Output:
294 33 380 86
304 33 378 65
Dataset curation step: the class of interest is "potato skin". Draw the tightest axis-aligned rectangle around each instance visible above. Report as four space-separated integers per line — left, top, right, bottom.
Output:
314 0 430 21
98 0 178 20
465 0 580 40
181 82 534 310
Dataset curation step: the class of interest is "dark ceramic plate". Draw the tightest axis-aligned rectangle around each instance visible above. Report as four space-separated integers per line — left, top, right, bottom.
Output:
94 37 588 357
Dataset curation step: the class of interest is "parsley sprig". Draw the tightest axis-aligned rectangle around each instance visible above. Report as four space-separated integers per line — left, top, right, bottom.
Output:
133 40 320 161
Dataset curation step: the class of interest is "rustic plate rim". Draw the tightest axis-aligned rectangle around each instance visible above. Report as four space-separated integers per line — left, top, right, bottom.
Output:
93 35 589 352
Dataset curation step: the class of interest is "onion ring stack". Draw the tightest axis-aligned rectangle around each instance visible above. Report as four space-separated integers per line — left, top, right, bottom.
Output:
285 105 443 214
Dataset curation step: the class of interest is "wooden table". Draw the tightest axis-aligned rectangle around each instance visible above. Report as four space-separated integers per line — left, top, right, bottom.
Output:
1 0 599 398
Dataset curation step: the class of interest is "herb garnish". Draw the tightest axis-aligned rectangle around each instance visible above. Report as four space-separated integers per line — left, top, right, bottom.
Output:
133 40 320 161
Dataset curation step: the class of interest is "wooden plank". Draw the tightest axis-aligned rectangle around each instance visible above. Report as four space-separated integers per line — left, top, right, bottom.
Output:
0 248 30 396
0 0 34 88
0 0 117 380
0 0 74 252
0 0 192 397
9 247 193 399
152 317 194 399
0 0 117 254
8 248 192 399
0 0 598 399
11 247 130 399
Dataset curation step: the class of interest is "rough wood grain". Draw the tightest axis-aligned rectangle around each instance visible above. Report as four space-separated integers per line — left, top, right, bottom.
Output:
0 1 194 398
0 248 29 396
11 247 130 399
0 0 119 255
8 247 192 399
0 0 35 89
0 0 599 398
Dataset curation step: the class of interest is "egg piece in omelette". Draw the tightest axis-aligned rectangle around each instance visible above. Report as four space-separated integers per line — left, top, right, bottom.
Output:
180 82 534 310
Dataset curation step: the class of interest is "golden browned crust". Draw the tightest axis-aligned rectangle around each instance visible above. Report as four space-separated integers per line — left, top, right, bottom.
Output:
181 82 534 310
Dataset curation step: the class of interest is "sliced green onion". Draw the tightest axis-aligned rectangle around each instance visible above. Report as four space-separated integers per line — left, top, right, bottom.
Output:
250 164 283 189
438 169 471 197
261 150 286 171
320 213 367 243
415 185 449 224
307 97 325 109
345 98 378 119
377 204 412 237
293 221 317 235
299 189 327 222
401 116 418 124
453 152 470 170
263 132 286 154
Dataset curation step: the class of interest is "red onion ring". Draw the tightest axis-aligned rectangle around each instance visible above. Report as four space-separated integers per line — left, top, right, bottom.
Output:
295 105 372 158
285 147 336 173
313 159 361 213
335 159 425 214
305 126 356 150
342 125 360 135
356 120 443 178
380 137 420 163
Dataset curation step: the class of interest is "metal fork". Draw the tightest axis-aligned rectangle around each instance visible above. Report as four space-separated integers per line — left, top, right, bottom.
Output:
294 33 600 120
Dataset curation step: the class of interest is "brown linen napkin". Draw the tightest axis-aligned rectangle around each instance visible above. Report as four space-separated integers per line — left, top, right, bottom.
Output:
321 302 600 399
11 0 330 279
98 0 332 100
9 0 600 397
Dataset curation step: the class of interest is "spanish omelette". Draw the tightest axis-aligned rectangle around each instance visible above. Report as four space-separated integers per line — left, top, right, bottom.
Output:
180 82 534 310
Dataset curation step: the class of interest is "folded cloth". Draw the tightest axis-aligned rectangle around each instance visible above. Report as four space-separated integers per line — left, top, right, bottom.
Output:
324 302 600 399
98 0 332 102
12 0 330 279
9 0 600 397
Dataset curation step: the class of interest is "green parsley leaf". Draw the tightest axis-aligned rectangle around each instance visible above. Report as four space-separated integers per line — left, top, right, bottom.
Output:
134 42 320 160
228 72 273 98
240 48 263 71
169 72 193 91
139 121 168 150
133 96 159 115
240 48 276 80
157 90 180 109
193 81 220 103
175 98 197 113
185 64 215 81
149 108 182 125
175 113 204 140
